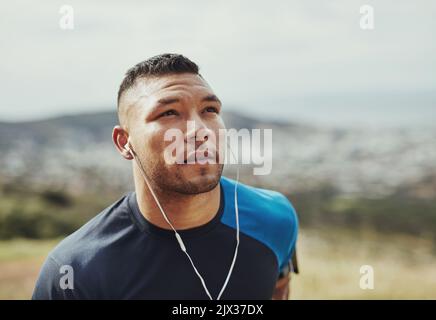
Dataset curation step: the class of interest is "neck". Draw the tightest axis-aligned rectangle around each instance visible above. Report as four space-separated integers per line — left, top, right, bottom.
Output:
133 173 221 231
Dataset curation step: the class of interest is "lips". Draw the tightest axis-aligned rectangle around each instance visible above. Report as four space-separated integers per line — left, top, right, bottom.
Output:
185 147 217 164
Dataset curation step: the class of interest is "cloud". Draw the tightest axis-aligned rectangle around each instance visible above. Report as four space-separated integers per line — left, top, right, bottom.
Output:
0 0 435 121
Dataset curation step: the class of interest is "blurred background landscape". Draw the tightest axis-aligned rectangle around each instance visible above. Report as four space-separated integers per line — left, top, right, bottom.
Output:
0 110 435 299
1 0 435 299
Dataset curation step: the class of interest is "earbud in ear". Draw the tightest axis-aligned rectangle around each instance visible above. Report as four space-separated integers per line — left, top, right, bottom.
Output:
124 141 133 157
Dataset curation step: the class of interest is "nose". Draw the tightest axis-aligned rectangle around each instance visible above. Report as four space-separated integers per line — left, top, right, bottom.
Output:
184 113 212 145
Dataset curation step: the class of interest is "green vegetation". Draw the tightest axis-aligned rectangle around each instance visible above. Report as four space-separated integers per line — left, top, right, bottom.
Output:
0 182 116 239
289 185 436 245
1 180 435 245
0 179 435 299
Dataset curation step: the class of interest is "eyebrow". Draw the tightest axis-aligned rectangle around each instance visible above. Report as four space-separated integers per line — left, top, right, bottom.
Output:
201 94 222 105
155 94 222 108
156 97 180 107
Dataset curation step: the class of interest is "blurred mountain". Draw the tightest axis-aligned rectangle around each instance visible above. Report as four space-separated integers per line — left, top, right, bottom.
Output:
0 110 435 198
0 111 297 150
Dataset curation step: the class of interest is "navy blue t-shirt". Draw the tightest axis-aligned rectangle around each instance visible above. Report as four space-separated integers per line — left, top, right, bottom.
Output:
32 176 298 300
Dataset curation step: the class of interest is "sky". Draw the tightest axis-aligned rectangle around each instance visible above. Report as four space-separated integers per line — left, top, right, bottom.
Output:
1 0 435 127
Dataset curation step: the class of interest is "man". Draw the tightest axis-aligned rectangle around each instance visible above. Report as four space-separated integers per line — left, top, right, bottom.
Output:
32 53 299 300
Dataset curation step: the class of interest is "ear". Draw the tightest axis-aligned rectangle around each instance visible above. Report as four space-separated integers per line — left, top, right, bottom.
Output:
112 125 133 160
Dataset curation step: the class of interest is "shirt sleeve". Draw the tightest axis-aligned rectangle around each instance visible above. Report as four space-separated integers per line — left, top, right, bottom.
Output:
32 256 84 300
278 201 299 278
278 248 299 278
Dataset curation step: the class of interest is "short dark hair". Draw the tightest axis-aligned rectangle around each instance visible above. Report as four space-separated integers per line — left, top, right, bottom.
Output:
117 53 200 106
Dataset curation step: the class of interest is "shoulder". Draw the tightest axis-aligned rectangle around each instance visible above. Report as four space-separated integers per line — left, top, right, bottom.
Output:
220 176 299 270
220 176 298 229
33 193 135 299
49 192 133 264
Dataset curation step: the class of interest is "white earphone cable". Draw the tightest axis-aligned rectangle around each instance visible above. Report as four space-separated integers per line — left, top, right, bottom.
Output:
127 142 239 300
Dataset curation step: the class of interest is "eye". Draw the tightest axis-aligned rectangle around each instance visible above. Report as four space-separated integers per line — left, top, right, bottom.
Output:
203 106 219 114
159 109 179 118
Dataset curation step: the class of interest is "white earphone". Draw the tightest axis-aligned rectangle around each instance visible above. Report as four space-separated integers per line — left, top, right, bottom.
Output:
124 140 240 300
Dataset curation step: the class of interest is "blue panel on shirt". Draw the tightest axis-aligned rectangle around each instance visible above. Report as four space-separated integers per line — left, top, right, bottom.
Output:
219 176 299 273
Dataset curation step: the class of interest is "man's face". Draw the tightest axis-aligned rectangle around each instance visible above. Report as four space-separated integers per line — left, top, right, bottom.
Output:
120 73 225 195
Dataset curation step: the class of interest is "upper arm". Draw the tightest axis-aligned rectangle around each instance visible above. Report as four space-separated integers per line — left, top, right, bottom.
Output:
32 256 84 300
32 256 64 300
274 196 299 300
278 195 299 275
273 249 299 300
272 272 291 300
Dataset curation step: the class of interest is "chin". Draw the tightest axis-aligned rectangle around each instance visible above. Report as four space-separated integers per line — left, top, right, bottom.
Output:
177 164 223 194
